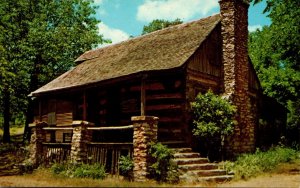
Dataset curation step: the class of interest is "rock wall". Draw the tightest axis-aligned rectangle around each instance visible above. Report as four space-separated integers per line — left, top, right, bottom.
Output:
132 116 158 182
28 122 46 166
70 121 93 163
219 0 256 154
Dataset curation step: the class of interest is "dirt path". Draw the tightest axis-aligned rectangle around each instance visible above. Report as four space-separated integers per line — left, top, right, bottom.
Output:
218 173 300 187
0 172 299 187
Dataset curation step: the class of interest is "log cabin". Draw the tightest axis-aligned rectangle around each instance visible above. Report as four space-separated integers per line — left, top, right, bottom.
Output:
29 0 286 155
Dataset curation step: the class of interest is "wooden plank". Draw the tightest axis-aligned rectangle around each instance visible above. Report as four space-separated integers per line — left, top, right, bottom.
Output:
146 104 182 111
87 125 133 130
158 116 183 123
88 142 133 145
130 82 166 92
146 93 183 100
39 100 42 121
188 73 218 86
83 91 87 121
56 112 72 125
43 127 73 130
159 128 182 133
42 143 71 146
141 77 146 116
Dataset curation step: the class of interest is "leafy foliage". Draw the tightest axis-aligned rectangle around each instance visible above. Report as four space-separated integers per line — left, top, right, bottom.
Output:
0 0 108 142
249 0 300 143
149 142 179 184
222 146 299 180
119 155 134 181
192 90 236 138
51 162 107 180
191 90 236 160
142 18 182 35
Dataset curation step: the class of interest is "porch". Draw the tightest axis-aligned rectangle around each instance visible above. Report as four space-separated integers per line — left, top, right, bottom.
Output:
32 73 189 145
29 117 159 181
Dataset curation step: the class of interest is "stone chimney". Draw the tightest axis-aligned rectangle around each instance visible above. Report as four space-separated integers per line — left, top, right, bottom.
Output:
219 0 255 154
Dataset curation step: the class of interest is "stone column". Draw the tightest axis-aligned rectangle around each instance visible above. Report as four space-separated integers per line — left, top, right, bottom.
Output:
29 122 47 167
132 116 158 182
70 121 93 163
219 0 255 154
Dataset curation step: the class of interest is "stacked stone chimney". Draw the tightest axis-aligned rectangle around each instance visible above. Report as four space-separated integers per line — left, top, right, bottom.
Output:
219 0 255 154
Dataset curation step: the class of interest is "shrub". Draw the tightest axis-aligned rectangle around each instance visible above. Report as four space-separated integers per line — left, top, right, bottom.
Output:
119 155 134 181
223 146 299 180
51 163 66 175
73 163 106 179
0 143 18 153
50 162 107 180
191 90 236 160
149 142 179 184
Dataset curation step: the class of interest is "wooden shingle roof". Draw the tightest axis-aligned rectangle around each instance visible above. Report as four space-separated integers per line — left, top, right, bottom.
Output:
31 14 221 96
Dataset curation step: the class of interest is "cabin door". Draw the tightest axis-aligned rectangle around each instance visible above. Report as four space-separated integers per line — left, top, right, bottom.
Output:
106 87 121 126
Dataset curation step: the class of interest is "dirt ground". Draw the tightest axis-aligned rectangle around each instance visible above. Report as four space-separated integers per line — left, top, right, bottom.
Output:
218 173 300 187
0 172 299 187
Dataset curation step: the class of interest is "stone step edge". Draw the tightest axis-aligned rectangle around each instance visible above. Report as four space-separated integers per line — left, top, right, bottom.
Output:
197 175 234 182
174 152 201 156
172 148 193 153
174 157 209 161
181 169 227 176
177 163 219 171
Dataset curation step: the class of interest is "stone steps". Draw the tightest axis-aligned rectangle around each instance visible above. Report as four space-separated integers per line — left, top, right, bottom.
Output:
178 163 220 171
198 175 234 182
172 147 233 183
174 152 201 158
174 157 209 165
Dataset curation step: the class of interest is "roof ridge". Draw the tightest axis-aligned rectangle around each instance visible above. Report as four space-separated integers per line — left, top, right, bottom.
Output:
75 14 221 63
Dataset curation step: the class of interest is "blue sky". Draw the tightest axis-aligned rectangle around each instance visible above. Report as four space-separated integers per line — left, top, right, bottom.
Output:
94 0 271 46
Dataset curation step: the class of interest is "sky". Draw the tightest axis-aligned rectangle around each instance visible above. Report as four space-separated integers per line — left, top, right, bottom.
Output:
93 0 271 46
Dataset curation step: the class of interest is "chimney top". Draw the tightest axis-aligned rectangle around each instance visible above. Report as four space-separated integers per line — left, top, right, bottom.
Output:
219 0 249 6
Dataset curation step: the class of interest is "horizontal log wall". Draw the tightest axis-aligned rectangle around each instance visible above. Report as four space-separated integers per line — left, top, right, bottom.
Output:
87 74 186 143
34 97 73 126
186 25 223 104
145 75 186 142
184 26 223 144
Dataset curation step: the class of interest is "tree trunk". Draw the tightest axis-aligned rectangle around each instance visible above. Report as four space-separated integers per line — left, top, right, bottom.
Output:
3 88 11 143
23 58 39 142
23 99 34 142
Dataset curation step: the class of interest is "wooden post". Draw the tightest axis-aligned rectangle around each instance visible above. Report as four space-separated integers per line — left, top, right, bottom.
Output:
83 91 87 121
140 75 146 116
38 100 42 121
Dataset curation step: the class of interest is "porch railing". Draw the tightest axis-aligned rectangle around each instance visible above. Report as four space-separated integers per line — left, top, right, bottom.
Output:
29 116 158 181
31 122 133 174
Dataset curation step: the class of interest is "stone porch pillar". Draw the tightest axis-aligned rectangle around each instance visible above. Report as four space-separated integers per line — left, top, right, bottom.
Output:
70 121 93 163
29 122 47 167
132 116 159 182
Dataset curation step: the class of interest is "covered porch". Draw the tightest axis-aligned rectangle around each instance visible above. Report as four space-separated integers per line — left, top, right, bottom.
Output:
31 71 188 144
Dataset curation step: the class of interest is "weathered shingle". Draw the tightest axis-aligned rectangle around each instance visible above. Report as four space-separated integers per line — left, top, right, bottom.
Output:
31 14 221 96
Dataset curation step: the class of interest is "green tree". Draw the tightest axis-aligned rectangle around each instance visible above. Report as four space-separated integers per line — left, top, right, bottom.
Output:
142 18 183 35
248 0 300 142
0 0 108 142
191 90 236 160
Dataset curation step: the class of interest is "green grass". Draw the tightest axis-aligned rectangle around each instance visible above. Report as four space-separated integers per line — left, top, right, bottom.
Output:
51 163 107 180
222 146 300 180
0 126 24 142
20 168 176 187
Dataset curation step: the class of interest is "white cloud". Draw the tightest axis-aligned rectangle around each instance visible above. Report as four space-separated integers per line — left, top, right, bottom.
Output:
98 23 130 47
94 0 104 5
248 25 262 32
94 0 106 16
137 0 218 22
